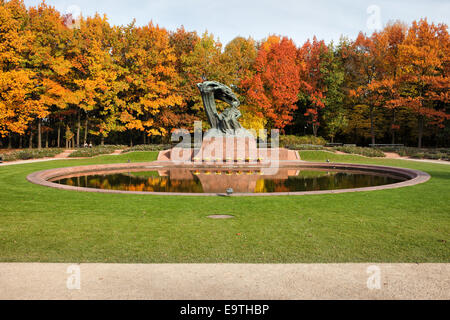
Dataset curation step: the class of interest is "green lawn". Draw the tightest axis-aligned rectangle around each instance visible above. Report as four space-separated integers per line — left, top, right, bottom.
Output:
0 151 448 263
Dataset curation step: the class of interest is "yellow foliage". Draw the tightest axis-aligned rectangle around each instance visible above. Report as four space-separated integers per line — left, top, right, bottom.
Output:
239 105 267 138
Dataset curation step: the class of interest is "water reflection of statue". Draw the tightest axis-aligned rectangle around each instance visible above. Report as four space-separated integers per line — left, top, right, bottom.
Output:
197 81 253 137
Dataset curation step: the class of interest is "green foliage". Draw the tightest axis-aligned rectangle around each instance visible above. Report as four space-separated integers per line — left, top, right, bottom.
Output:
69 145 126 158
0 148 63 161
279 135 327 148
334 146 386 157
286 145 327 151
123 144 171 153
287 144 327 150
379 147 450 161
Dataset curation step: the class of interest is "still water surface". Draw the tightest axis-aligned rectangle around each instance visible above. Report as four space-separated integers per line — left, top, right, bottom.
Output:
52 169 406 193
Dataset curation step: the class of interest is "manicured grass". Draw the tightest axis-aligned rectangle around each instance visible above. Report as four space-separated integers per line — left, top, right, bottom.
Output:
0 151 448 263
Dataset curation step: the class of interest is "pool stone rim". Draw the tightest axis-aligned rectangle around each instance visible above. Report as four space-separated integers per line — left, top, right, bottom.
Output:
26 160 431 197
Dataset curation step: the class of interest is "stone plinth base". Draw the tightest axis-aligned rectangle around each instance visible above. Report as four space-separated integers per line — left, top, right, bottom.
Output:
158 136 299 162
196 136 258 161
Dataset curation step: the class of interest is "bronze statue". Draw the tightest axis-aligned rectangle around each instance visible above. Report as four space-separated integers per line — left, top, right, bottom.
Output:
197 81 253 137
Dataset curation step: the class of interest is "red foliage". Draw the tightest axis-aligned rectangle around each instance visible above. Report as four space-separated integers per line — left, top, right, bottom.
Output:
242 36 301 129
297 37 328 134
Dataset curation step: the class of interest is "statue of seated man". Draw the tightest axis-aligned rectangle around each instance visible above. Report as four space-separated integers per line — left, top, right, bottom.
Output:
217 106 242 134
197 81 252 137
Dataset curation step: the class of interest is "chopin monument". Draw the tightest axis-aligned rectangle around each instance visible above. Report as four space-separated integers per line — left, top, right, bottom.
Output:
197 81 253 138
158 81 299 162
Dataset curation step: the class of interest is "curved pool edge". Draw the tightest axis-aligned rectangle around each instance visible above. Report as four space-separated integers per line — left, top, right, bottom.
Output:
26 161 431 197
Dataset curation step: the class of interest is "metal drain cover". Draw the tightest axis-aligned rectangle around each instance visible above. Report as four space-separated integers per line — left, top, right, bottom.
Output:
207 215 234 219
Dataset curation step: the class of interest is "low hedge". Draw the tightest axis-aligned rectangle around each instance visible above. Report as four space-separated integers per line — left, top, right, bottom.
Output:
0 148 63 161
379 147 450 161
122 144 171 153
333 146 386 157
69 145 127 158
286 144 327 151
280 135 327 148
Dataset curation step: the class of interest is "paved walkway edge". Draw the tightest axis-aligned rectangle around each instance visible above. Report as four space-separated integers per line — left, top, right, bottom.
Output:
1 263 448 300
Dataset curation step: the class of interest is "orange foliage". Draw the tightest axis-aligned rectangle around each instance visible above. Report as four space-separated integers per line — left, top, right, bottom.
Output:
242 36 300 130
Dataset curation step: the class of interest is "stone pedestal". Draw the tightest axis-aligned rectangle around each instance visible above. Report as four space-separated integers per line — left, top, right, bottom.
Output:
157 136 300 162
195 136 258 161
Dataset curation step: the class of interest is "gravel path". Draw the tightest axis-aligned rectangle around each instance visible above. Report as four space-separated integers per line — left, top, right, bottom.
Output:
0 263 448 300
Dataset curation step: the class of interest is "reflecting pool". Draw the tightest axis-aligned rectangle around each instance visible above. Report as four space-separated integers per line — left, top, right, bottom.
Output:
50 168 407 194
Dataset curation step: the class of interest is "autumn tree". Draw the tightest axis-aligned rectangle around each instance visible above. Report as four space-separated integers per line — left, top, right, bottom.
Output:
0 0 43 147
167 26 201 133
297 37 345 138
70 14 126 145
392 19 450 147
114 21 182 143
1 1 449 149
181 31 232 125
221 37 260 134
27 2 77 148
221 36 257 92
373 22 407 144
242 36 301 130
347 32 385 145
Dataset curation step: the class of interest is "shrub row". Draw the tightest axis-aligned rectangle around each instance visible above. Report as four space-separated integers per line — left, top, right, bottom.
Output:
279 135 327 148
333 146 386 157
379 147 450 161
286 144 327 151
68 145 127 158
410 152 449 161
2 143 448 162
122 144 171 153
0 148 63 161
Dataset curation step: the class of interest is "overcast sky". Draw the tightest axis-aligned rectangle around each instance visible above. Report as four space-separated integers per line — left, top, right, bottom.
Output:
23 0 449 46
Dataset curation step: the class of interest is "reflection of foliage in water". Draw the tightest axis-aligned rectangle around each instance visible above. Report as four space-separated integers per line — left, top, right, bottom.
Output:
254 172 401 193
58 172 204 193
297 170 336 178
56 170 403 193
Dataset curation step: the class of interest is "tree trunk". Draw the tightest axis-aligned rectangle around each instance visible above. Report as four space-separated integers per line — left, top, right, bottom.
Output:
57 124 61 148
391 109 396 145
418 115 424 148
76 111 81 148
71 136 75 149
143 132 146 145
29 130 33 149
37 118 42 149
312 124 318 137
19 135 22 149
84 117 89 145
7 135 12 149
45 131 49 148
434 127 439 148
101 136 105 146
66 125 69 149
370 106 375 146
